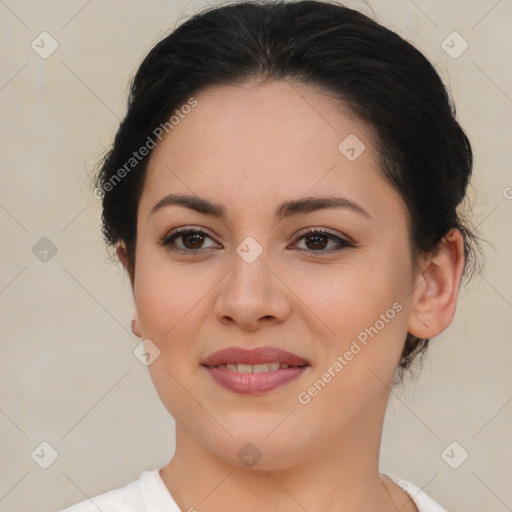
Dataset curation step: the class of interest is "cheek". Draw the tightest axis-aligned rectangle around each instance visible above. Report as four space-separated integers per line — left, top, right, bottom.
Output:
133 245 213 339
288 254 410 343
133 256 212 420
132 246 221 394
291 246 413 391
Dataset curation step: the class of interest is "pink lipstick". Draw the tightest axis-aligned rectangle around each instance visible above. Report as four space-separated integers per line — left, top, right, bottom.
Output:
201 347 310 394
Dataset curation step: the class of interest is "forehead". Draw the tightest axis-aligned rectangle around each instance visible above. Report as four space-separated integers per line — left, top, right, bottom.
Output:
140 80 406 224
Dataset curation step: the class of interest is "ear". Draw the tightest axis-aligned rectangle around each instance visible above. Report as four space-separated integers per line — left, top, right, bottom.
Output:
407 229 465 339
130 308 142 338
115 241 141 338
116 240 134 287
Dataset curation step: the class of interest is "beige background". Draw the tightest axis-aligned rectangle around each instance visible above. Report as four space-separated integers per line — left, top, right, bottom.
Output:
0 0 511 511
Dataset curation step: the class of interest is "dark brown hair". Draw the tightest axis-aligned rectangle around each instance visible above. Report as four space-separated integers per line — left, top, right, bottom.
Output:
94 0 478 377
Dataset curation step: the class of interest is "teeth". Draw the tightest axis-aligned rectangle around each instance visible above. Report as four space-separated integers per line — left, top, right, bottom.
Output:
220 362 291 373
237 364 253 373
253 363 274 373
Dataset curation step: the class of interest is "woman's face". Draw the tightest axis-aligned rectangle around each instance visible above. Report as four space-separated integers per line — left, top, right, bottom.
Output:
130 80 419 469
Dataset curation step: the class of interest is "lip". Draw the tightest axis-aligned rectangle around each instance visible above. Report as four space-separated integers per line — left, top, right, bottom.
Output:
201 346 309 367
201 346 310 395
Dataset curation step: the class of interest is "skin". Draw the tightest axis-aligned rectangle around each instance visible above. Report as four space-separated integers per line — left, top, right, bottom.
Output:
117 79 465 512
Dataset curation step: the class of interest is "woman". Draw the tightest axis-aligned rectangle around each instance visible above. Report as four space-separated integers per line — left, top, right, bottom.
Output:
61 1 477 510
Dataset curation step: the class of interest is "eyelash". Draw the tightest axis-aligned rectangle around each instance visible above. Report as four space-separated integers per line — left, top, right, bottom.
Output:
160 226 354 256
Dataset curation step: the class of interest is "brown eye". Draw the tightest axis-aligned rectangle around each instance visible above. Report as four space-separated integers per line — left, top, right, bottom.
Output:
181 232 206 249
304 233 329 250
161 228 219 253
293 228 352 254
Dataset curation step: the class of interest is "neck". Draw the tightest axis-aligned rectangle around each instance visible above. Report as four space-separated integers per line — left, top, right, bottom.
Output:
159 398 405 512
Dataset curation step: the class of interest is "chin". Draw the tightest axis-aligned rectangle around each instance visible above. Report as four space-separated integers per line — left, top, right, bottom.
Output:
202 424 309 472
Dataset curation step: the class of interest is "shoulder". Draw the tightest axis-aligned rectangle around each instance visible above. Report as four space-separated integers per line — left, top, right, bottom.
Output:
386 475 449 512
58 469 180 512
59 473 148 512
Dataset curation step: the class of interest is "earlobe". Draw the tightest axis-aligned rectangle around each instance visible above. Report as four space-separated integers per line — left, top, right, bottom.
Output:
115 241 140 337
131 308 142 338
407 229 465 340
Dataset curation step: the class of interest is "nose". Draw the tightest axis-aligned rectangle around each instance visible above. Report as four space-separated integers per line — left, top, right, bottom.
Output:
213 249 292 331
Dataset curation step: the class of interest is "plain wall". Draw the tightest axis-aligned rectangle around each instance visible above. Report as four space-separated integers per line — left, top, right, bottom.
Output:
0 0 511 511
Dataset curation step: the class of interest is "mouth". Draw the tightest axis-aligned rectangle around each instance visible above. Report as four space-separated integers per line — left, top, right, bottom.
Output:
201 346 310 367
212 361 300 373
201 346 310 394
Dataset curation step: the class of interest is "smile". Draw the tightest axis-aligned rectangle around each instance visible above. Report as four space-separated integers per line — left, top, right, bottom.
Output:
202 346 310 394
214 362 294 373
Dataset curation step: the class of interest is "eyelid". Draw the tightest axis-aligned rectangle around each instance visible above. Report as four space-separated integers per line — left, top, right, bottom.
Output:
290 227 354 253
160 226 220 253
162 225 217 241
293 226 352 243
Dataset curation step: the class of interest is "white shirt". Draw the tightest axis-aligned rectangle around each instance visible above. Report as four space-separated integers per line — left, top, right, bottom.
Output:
59 469 448 512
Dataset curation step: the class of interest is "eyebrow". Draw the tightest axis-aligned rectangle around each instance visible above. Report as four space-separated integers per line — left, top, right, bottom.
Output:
150 194 371 220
